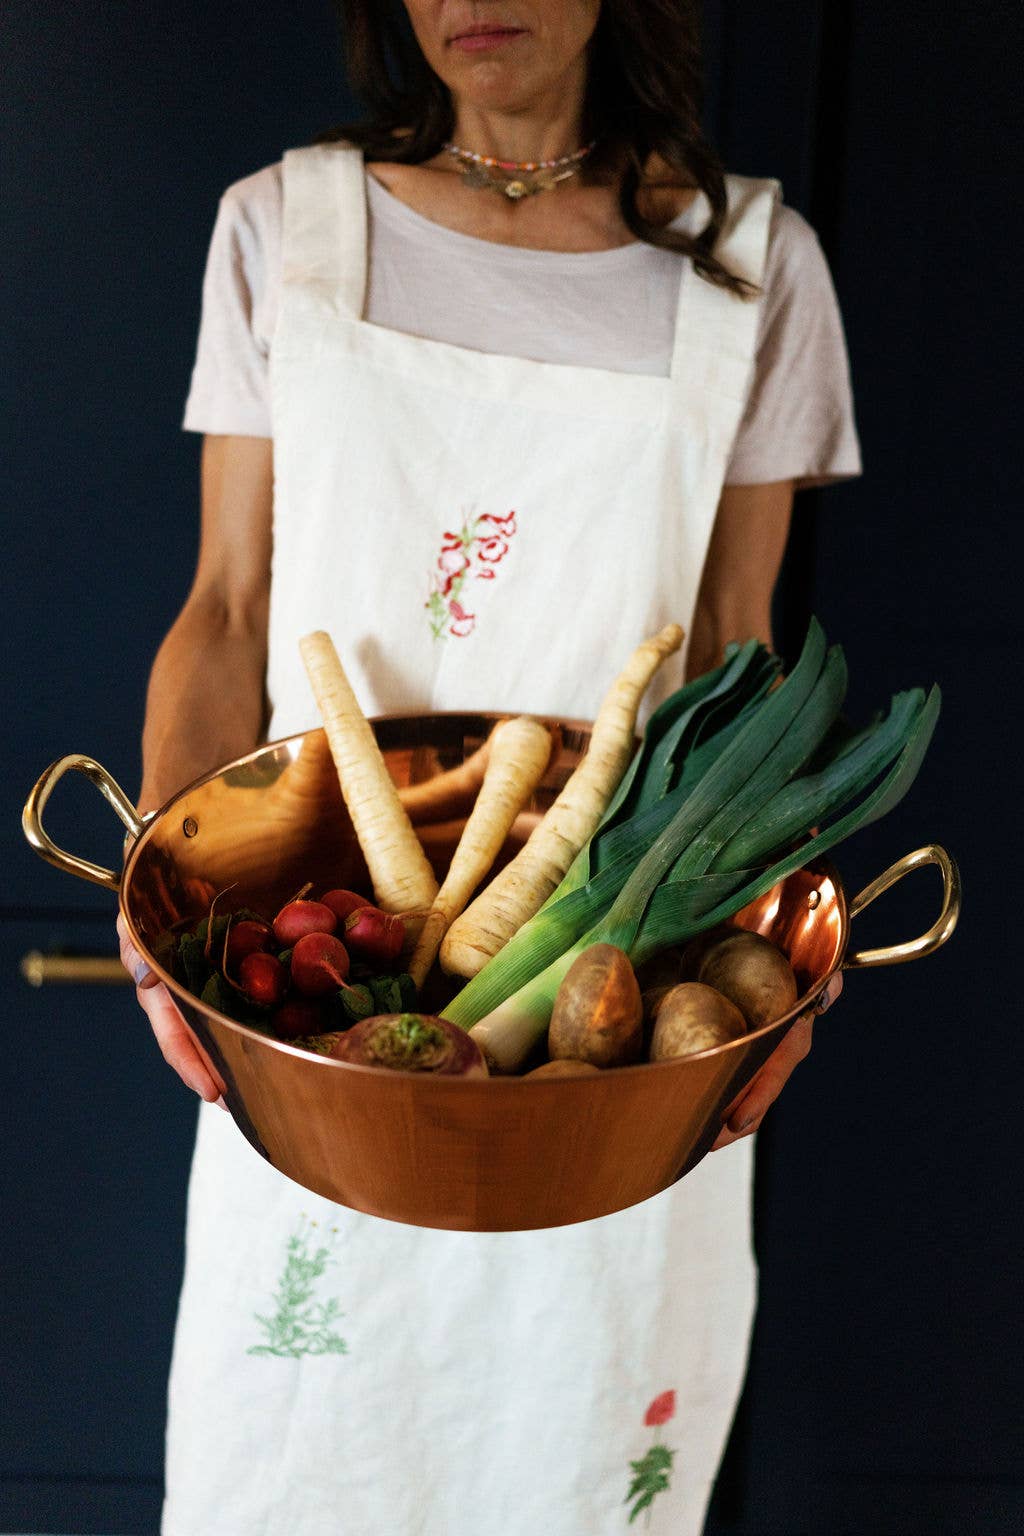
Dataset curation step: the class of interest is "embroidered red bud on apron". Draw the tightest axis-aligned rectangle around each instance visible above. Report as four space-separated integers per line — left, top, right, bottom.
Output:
645 1389 677 1426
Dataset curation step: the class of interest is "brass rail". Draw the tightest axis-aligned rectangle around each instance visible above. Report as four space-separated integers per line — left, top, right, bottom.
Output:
20 951 131 987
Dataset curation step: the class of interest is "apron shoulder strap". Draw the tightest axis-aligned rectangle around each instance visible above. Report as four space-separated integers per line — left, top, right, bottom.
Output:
281 143 367 318
670 174 780 404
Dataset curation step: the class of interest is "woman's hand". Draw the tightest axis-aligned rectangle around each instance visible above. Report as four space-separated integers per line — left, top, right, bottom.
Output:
711 971 843 1150
117 912 224 1103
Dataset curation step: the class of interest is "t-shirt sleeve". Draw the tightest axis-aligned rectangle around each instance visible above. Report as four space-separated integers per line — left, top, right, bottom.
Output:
182 164 282 437
724 202 862 488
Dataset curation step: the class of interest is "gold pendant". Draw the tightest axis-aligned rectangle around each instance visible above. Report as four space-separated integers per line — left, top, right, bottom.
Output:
456 162 578 201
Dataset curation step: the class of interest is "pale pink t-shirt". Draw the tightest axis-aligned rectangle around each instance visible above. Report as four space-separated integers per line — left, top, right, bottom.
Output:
184 162 861 487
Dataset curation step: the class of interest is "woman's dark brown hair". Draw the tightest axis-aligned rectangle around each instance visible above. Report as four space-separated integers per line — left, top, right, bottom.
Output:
321 0 753 296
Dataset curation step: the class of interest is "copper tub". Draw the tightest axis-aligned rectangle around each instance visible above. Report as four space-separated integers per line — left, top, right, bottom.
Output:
23 714 959 1232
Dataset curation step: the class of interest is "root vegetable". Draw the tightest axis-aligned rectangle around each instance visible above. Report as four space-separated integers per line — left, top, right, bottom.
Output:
273 998 327 1039
409 716 554 987
224 919 273 969
290 932 351 997
441 622 684 979
525 1059 602 1079
321 888 370 923
547 943 643 1068
697 930 798 1027
327 1013 488 1076
273 899 337 945
398 733 496 825
237 951 287 1008
343 906 406 967
677 926 733 981
299 631 438 916
635 948 686 1021
649 983 746 1060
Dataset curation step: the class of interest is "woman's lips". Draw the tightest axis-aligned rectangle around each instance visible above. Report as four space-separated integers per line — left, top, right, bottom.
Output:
450 28 527 53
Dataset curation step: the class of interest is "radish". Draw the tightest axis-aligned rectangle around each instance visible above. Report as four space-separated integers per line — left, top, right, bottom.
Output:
327 1013 488 1076
225 918 273 969
273 998 326 1040
321 888 370 923
290 932 351 997
238 951 286 1008
343 906 405 966
273 899 337 946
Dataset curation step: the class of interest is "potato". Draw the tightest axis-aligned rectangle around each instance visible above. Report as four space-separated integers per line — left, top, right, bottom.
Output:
548 943 643 1068
649 982 747 1061
676 925 734 981
697 930 798 1028
635 946 691 1022
525 1059 602 1080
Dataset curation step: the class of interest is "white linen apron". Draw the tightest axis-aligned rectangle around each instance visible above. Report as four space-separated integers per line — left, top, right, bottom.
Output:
164 145 777 1536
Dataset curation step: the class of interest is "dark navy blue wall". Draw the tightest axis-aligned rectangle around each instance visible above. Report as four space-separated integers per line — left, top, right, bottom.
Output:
3 3 1020 1532
3 4 356 1531
705 5 1022 1533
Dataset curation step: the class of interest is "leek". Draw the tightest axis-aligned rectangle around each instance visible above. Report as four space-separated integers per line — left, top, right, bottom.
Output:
442 619 940 1072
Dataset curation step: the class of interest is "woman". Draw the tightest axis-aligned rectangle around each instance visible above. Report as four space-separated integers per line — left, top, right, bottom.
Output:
120 2 859 1531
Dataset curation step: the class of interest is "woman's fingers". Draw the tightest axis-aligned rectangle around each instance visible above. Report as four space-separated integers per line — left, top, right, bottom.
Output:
140 983 223 1101
116 911 151 987
712 1013 814 1149
819 969 843 1010
117 914 222 1101
711 972 843 1151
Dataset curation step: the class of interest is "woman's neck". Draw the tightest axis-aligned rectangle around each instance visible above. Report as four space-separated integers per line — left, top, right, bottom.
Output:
449 67 587 164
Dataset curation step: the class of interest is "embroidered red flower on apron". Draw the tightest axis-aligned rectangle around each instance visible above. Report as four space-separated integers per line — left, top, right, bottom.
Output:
448 598 475 638
426 510 518 638
623 1390 677 1525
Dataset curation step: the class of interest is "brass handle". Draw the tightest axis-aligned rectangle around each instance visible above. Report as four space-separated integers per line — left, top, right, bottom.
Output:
844 843 960 969
21 951 131 987
22 754 144 892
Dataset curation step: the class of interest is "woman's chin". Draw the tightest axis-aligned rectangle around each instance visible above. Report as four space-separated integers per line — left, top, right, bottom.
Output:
447 62 541 112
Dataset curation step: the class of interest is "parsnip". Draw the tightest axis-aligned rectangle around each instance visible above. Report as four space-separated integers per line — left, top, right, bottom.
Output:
299 631 438 915
440 623 684 977
398 733 497 825
408 716 552 987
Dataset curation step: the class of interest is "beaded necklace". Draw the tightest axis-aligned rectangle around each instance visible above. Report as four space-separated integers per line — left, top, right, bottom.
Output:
442 139 598 200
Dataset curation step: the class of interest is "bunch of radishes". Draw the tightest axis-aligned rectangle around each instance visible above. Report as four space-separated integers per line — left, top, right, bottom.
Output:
190 886 409 1040
164 883 493 1076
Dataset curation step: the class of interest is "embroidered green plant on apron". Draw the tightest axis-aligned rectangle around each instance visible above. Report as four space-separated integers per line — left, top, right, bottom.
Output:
624 1391 677 1525
248 1215 348 1358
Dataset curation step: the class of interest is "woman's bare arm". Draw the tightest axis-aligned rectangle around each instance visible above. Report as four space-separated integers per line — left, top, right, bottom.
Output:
685 480 794 680
119 434 273 1100
138 434 273 812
